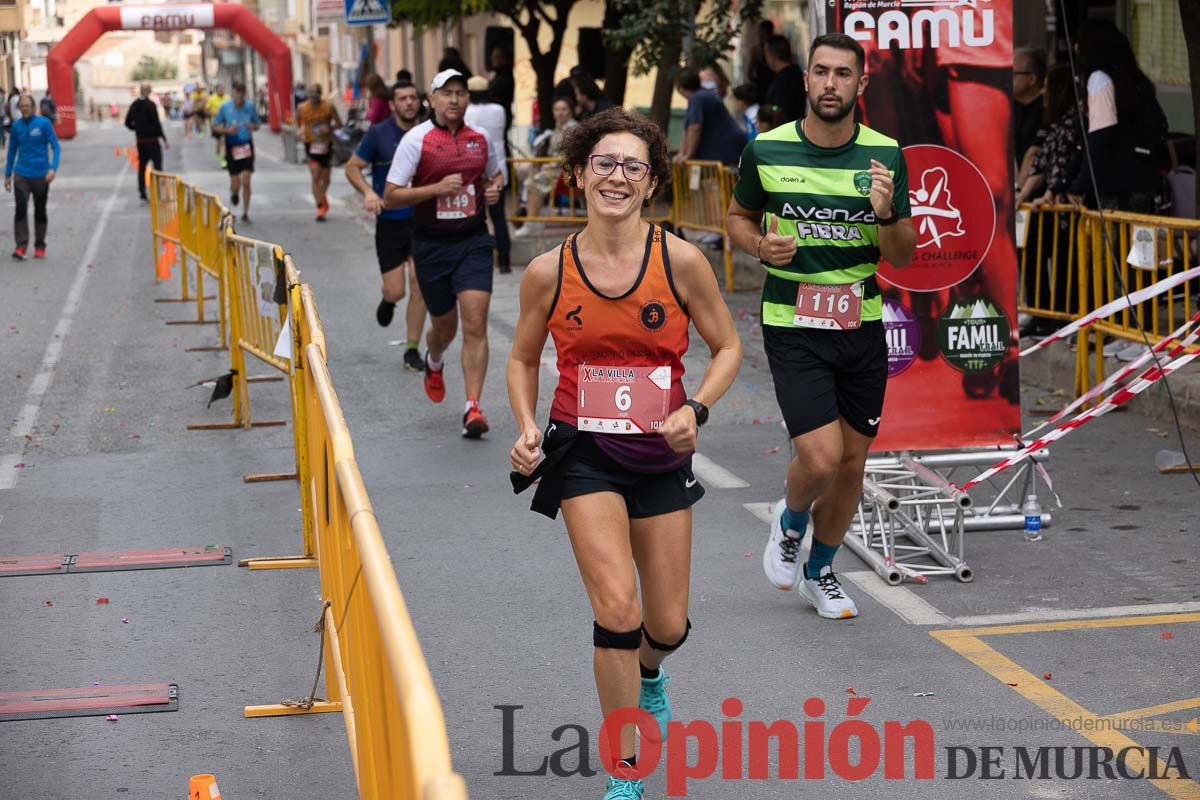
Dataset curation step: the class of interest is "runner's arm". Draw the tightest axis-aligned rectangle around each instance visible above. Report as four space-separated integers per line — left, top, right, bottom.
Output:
664 234 742 410
675 123 701 162
344 153 373 196
507 251 557 470
872 155 915 268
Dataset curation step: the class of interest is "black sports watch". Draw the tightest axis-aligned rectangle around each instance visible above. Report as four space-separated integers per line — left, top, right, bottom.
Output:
876 205 900 227
684 399 709 426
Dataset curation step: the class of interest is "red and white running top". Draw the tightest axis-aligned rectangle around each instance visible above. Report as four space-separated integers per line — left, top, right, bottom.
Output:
385 119 505 239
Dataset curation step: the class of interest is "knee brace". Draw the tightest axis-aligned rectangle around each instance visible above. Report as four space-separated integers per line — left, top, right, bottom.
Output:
642 618 692 652
593 621 643 649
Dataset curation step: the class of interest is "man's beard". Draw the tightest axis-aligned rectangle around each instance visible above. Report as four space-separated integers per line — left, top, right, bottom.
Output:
808 93 856 122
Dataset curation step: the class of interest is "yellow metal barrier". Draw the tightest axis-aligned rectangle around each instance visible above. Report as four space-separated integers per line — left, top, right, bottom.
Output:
146 172 467 798
671 160 736 290
1076 209 1200 396
147 169 180 285
187 229 290 432
188 190 232 351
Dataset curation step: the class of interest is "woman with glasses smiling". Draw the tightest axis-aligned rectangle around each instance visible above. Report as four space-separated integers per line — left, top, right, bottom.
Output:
507 107 742 799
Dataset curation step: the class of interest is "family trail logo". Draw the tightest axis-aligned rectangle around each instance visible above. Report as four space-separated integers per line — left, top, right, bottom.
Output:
938 296 1010 373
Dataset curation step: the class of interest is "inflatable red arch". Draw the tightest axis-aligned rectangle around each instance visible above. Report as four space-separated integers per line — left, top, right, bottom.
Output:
48 3 293 139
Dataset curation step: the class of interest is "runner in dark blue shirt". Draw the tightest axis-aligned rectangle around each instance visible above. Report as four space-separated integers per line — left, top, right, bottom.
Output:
344 80 427 373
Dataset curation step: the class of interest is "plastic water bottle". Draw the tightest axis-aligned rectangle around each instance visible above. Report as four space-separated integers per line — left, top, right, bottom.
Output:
1023 494 1043 542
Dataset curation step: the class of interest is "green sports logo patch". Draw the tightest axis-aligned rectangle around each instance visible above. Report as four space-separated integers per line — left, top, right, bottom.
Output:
853 171 872 196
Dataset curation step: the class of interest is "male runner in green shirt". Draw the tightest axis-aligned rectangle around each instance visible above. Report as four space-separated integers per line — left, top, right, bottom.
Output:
727 32 917 619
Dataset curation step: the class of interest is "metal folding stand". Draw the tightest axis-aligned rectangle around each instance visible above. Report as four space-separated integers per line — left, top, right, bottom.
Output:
843 448 1051 585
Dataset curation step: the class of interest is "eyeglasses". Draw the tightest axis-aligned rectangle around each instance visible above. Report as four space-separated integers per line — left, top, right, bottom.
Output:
588 154 651 182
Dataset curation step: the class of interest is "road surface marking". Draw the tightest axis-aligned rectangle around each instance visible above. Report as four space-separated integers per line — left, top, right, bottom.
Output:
841 570 954 625
953 601 1200 628
0 455 20 490
691 452 749 489
10 162 128 440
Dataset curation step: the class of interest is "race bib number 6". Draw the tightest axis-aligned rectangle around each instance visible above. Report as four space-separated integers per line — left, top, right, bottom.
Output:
578 365 671 434
794 281 864 330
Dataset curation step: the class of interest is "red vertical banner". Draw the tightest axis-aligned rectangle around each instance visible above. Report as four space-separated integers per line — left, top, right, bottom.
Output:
829 1 1021 451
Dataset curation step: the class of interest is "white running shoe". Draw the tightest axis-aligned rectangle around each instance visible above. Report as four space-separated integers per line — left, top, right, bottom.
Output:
512 221 544 238
797 565 859 619
763 498 806 590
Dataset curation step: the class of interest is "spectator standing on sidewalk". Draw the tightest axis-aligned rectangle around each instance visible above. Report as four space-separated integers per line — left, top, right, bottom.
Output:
1012 47 1046 187
673 68 747 166
763 35 805 124
125 82 169 202
1067 20 1167 214
488 46 515 154
465 75 512 274
5 94 60 260
364 74 390 126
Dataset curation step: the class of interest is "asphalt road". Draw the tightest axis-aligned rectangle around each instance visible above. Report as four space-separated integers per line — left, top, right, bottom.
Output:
1 119 1198 800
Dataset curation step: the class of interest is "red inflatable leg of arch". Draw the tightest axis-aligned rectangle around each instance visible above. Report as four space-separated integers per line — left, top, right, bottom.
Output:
47 3 293 139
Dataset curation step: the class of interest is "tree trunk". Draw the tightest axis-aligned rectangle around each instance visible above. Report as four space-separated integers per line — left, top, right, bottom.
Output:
1180 0 1200 214
507 4 572 131
649 35 681 133
602 0 631 105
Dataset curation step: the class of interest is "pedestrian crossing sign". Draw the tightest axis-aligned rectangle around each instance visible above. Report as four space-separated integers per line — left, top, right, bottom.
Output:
344 0 388 26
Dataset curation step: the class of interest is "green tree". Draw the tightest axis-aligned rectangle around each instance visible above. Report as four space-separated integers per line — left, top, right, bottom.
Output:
392 0 580 131
132 57 178 82
604 0 761 130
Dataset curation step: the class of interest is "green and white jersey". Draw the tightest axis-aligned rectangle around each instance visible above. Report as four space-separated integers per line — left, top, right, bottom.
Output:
732 120 911 327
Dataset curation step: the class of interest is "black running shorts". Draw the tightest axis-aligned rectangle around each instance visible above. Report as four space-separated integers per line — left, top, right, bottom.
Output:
225 141 254 176
375 218 414 274
305 145 332 168
560 434 705 519
410 232 495 317
763 321 888 439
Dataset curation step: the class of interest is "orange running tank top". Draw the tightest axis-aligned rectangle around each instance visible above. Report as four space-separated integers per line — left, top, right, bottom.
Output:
548 223 690 428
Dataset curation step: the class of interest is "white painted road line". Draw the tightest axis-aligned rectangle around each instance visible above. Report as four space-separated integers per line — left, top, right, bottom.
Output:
743 501 773 524
843 570 955 625
10 162 128 440
692 452 750 489
0 454 21 490
952 602 1200 628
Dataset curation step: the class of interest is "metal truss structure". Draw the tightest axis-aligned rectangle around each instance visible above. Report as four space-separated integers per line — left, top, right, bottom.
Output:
842 448 1052 585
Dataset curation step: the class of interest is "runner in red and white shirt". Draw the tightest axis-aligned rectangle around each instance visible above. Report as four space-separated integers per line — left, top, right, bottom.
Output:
384 69 506 439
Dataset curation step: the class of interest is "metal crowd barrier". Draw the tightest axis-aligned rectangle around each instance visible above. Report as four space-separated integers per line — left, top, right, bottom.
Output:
145 171 467 799
1017 203 1200 396
670 159 736 290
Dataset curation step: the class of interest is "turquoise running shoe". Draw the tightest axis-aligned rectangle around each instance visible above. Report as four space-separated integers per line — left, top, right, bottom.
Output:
639 666 671 741
603 762 644 799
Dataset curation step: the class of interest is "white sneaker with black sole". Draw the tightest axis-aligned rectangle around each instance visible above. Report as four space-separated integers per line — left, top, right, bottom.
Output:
763 497 806 590
797 565 859 619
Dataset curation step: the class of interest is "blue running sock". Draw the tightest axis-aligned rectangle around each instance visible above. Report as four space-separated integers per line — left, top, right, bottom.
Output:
805 537 840 579
780 506 809 536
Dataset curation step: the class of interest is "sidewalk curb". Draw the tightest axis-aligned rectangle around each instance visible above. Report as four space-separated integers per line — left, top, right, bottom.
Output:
1020 338 1200 434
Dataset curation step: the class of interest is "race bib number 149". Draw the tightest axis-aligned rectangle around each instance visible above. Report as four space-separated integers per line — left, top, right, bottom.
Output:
578 365 671 434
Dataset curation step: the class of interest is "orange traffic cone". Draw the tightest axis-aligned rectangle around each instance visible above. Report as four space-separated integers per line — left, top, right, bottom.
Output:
188 774 222 800
157 240 176 281
114 146 121 158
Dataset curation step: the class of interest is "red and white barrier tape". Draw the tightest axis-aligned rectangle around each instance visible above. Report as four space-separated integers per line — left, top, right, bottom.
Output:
1024 310 1200 438
962 351 1199 491
1020 266 1200 357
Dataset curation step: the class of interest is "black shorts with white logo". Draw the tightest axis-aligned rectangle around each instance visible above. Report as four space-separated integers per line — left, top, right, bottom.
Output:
558 432 705 519
763 321 888 439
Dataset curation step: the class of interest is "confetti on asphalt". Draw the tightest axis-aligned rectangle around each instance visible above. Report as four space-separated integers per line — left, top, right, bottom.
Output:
96 598 109 604
93 681 100 687
912 692 936 697
1162 632 1173 640
846 686 856 695
105 715 118 722
127 434 141 440
42 600 53 607
1006 682 1019 687
1043 672 1052 680
105 407 115 413
761 446 780 455
12 463 23 469
121 617 129 624
742 552 752 557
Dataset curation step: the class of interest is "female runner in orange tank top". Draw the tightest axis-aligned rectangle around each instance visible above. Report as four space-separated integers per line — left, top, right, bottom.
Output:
507 108 742 799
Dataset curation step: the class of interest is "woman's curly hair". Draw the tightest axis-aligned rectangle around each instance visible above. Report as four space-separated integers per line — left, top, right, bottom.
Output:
559 107 671 207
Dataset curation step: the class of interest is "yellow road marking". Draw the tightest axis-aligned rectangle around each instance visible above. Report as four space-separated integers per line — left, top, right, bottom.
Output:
945 611 1200 638
1105 698 1200 722
932 628 1200 800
